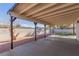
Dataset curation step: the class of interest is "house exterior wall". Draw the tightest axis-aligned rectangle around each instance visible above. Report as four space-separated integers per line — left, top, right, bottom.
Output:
75 21 79 40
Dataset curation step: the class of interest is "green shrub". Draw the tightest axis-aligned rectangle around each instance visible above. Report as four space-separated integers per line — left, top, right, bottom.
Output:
55 32 76 36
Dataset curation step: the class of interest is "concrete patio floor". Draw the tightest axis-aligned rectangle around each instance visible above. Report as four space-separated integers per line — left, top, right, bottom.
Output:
0 35 79 56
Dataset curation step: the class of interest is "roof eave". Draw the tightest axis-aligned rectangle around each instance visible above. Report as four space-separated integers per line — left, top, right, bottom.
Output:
7 3 18 15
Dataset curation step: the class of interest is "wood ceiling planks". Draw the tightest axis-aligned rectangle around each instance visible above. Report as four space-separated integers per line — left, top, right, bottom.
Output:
9 3 79 26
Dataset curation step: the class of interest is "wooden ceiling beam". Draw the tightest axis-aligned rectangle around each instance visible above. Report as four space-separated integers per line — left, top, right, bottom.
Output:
45 19 74 25
26 4 56 16
31 4 74 18
40 13 76 25
35 4 79 19
10 11 52 25
40 7 79 20
19 3 38 14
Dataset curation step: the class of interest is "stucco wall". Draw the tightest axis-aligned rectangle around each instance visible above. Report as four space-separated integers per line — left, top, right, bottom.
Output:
75 21 79 40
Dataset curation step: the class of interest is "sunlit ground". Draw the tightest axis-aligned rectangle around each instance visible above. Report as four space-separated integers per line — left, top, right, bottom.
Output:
0 28 49 45
0 28 76 45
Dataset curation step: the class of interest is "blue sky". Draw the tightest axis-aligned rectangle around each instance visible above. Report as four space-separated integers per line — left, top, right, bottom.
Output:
0 3 14 23
0 3 44 28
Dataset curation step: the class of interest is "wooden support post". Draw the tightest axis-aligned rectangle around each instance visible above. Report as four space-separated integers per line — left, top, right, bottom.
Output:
34 22 37 41
10 16 16 49
73 23 75 35
44 24 46 38
50 26 52 35
52 26 55 35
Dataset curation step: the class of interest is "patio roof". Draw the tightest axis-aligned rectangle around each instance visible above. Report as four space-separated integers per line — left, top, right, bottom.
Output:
8 3 79 26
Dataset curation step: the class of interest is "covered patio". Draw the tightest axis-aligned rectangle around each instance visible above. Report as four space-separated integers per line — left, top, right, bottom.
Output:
1 3 79 55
